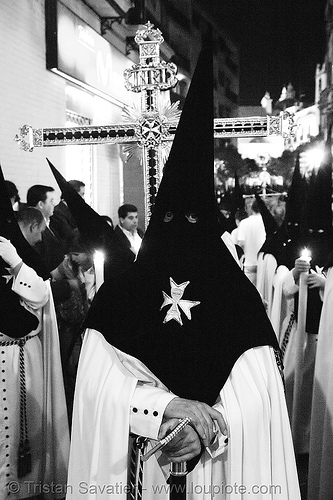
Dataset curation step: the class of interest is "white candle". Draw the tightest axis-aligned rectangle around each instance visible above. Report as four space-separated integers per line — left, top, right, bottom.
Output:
296 248 311 339
93 250 105 292
292 247 311 448
297 250 310 343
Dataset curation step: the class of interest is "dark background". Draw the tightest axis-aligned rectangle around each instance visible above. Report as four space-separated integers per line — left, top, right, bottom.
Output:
203 0 327 106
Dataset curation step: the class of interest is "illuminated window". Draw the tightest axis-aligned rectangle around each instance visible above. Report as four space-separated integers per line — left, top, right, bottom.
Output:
65 110 93 206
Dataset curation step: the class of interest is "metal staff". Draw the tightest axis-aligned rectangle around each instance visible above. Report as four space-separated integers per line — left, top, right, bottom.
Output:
168 419 190 500
141 417 190 500
169 461 188 500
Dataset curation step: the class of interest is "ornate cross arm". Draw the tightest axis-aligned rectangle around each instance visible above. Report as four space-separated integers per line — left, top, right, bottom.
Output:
214 111 296 139
14 111 296 152
14 123 139 152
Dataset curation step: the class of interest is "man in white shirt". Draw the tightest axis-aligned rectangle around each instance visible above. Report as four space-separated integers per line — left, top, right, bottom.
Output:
237 199 266 285
115 203 143 257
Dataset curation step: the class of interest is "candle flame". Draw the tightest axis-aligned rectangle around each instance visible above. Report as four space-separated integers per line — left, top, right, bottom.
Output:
300 248 311 260
94 250 105 262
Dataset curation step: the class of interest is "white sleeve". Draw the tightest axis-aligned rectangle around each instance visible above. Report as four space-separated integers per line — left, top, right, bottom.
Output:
237 219 245 243
129 383 177 440
282 270 299 299
11 263 49 309
221 231 241 266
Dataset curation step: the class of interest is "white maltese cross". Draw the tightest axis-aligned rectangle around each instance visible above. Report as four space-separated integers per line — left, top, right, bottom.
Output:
160 278 201 325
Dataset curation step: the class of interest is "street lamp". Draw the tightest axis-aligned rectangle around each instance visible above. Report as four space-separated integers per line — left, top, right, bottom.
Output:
299 146 324 175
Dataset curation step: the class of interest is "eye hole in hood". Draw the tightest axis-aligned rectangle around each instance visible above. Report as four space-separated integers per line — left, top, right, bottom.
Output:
163 211 174 223
185 213 198 224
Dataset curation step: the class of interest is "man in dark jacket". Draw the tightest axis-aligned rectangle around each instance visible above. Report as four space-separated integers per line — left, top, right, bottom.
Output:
50 180 85 249
113 203 143 271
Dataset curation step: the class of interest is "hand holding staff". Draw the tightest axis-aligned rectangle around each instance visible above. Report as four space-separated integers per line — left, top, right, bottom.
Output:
142 417 191 462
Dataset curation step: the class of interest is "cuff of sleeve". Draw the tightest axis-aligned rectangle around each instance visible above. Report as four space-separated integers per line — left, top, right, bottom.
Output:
9 255 22 269
206 401 229 459
130 388 177 440
283 272 299 296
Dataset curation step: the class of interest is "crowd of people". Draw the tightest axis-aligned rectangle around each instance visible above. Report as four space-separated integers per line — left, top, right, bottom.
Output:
226 191 333 500
0 176 144 499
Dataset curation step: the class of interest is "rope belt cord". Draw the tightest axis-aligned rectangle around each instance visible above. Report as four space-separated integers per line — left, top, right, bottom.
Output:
0 335 34 478
128 434 147 500
280 312 296 359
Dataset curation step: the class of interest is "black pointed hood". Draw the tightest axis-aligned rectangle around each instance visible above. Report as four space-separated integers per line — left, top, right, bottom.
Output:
308 132 332 234
284 138 333 268
306 134 333 266
285 150 309 233
259 222 290 268
255 193 278 237
85 33 279 407
47 158 114 250
256 193 290 267
284 151 311 268
231 170 245 214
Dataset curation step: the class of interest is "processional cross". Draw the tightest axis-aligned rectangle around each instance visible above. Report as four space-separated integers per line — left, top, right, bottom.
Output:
15 22 296 226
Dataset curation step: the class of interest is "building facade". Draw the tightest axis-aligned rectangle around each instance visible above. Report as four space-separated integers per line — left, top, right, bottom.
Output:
311 0 333 139
0 0 239 225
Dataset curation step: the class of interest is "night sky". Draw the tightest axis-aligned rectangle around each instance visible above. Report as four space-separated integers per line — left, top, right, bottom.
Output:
206 0 328 106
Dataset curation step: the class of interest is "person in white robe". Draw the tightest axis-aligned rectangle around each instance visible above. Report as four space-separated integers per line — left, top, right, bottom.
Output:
58 28 300 500
67 329 300 500
280 258 325 455
307 260 333 500
0 208 69 500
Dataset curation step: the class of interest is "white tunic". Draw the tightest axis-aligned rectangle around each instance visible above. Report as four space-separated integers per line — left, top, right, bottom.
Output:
237 214 266 267
67 329 300 500
308 266 333 500
0 264 70 500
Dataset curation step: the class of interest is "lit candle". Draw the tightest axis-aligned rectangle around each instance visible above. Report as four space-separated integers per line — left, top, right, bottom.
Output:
300 247 311 263
292 247 311 448
93 250 105 292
